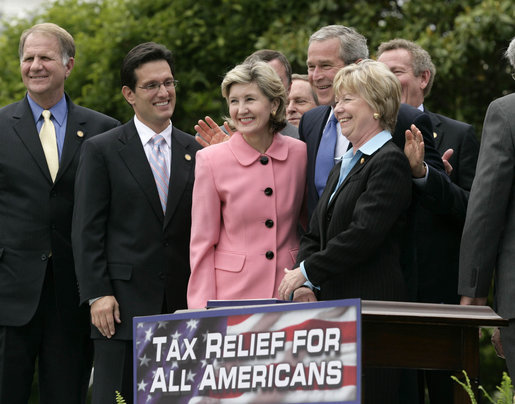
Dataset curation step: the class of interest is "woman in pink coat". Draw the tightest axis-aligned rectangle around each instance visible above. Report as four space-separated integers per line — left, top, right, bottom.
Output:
187 61 307 309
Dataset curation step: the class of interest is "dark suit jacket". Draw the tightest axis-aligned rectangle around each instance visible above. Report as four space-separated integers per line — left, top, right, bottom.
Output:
72 119 201 340
296 141 412 301
0 95 119 333
459 93 515 319
416 111 479 303
299 103 445 219
298 103 473 301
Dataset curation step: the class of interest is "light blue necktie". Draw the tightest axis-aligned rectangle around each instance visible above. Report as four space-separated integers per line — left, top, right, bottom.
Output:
329 151 362 204
314 114 338 197
148 134 169 213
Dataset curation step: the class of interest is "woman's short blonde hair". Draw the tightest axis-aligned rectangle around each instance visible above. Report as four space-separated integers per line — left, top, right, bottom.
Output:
333 59 401 133
221 61 287 134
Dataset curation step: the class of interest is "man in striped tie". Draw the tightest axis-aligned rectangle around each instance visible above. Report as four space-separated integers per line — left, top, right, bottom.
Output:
72 42 201 403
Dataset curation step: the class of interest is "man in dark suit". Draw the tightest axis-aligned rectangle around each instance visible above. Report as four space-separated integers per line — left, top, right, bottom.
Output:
72 42 201 403
377 39 479 404
295 26 468 403
299 25 458 222
459 36 515 382
0 23 119 403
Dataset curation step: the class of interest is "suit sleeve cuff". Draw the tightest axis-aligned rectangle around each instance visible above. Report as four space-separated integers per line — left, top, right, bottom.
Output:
300 261 319 290
412 161 429 186
89 297 103 306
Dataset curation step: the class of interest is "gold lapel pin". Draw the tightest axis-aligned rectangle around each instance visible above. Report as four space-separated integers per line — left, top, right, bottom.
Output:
433 132 438 139
185 154 192 161
77 130 84 138
360 157 365 164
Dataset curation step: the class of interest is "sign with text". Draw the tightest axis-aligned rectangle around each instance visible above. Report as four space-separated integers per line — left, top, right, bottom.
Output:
133 299 361 403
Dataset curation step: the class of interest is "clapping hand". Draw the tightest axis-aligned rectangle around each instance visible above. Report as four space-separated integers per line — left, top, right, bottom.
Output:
195 116 232 147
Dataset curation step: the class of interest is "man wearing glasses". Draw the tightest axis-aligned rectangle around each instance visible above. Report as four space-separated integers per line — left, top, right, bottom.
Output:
72 42 201 403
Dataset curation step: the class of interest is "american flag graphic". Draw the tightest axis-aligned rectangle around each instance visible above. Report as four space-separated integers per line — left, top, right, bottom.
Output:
133 299 361 404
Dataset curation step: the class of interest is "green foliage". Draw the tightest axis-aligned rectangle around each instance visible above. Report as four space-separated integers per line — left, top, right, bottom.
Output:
452 370 514 404
451 370 479 404
115 390 126 404
0 0 513 136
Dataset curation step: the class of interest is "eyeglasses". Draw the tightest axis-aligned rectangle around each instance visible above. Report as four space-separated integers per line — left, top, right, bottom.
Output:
138 79 179 91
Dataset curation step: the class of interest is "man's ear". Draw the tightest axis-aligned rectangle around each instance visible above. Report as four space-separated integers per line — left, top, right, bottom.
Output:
419 70 431 91
64 57 75 79
122 86 135 105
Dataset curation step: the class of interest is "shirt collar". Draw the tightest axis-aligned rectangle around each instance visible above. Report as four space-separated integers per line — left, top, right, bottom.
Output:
228 131 289 166
134 115 172 148
27 93 67 126
340 130 392 160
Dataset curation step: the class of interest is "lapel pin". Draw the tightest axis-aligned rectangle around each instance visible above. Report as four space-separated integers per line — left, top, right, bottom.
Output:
184 154 192 161
77 130 84 138
360 157 365 164
433 132 438 139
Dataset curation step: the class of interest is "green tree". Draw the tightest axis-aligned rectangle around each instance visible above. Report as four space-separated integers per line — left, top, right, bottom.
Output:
1 0 513 134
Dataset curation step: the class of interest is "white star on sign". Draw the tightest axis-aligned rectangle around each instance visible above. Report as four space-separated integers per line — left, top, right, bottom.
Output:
138 354 151 367
187 370 196 382
186 319 198 331
137 379 148 391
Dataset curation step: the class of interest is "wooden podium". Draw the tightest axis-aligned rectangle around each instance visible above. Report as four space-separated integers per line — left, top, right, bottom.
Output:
361 300 508 403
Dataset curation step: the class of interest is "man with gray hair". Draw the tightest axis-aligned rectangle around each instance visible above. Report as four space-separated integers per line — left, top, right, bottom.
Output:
459 36 515 380
0 23 119 403
299 25 454 222
296 24 471 404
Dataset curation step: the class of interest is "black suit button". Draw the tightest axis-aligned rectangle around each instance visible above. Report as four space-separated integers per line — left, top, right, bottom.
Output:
265 219 274 228
265 250 274 260
41 254 47 261
158 272 165 280
260 156 269 165
264 187 273 196
51 192 57 197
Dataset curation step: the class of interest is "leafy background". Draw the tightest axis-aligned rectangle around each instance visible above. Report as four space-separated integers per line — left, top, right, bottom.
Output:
0 0 513 136
0 0 512 401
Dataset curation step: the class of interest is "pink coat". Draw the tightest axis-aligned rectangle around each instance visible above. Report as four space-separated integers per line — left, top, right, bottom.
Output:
187 132 307 308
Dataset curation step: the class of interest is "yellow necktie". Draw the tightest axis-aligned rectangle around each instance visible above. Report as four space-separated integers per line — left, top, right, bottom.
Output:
40 110 59 182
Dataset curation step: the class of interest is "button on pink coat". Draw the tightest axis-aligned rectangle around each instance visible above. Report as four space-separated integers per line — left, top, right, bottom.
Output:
187 131 307 309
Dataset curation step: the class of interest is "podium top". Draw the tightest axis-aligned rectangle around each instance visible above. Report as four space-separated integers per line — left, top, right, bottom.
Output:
362 300 508 327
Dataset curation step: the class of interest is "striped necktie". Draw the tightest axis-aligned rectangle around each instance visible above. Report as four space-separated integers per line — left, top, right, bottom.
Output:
40 110 59 182
148 134 169 213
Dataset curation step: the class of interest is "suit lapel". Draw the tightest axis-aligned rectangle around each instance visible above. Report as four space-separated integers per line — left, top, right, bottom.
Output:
12 98 53 183
163 127 194 229
427 110 443 150
56 98 84 183
316 163 339 247
327 153 368 211
118 121 165 222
